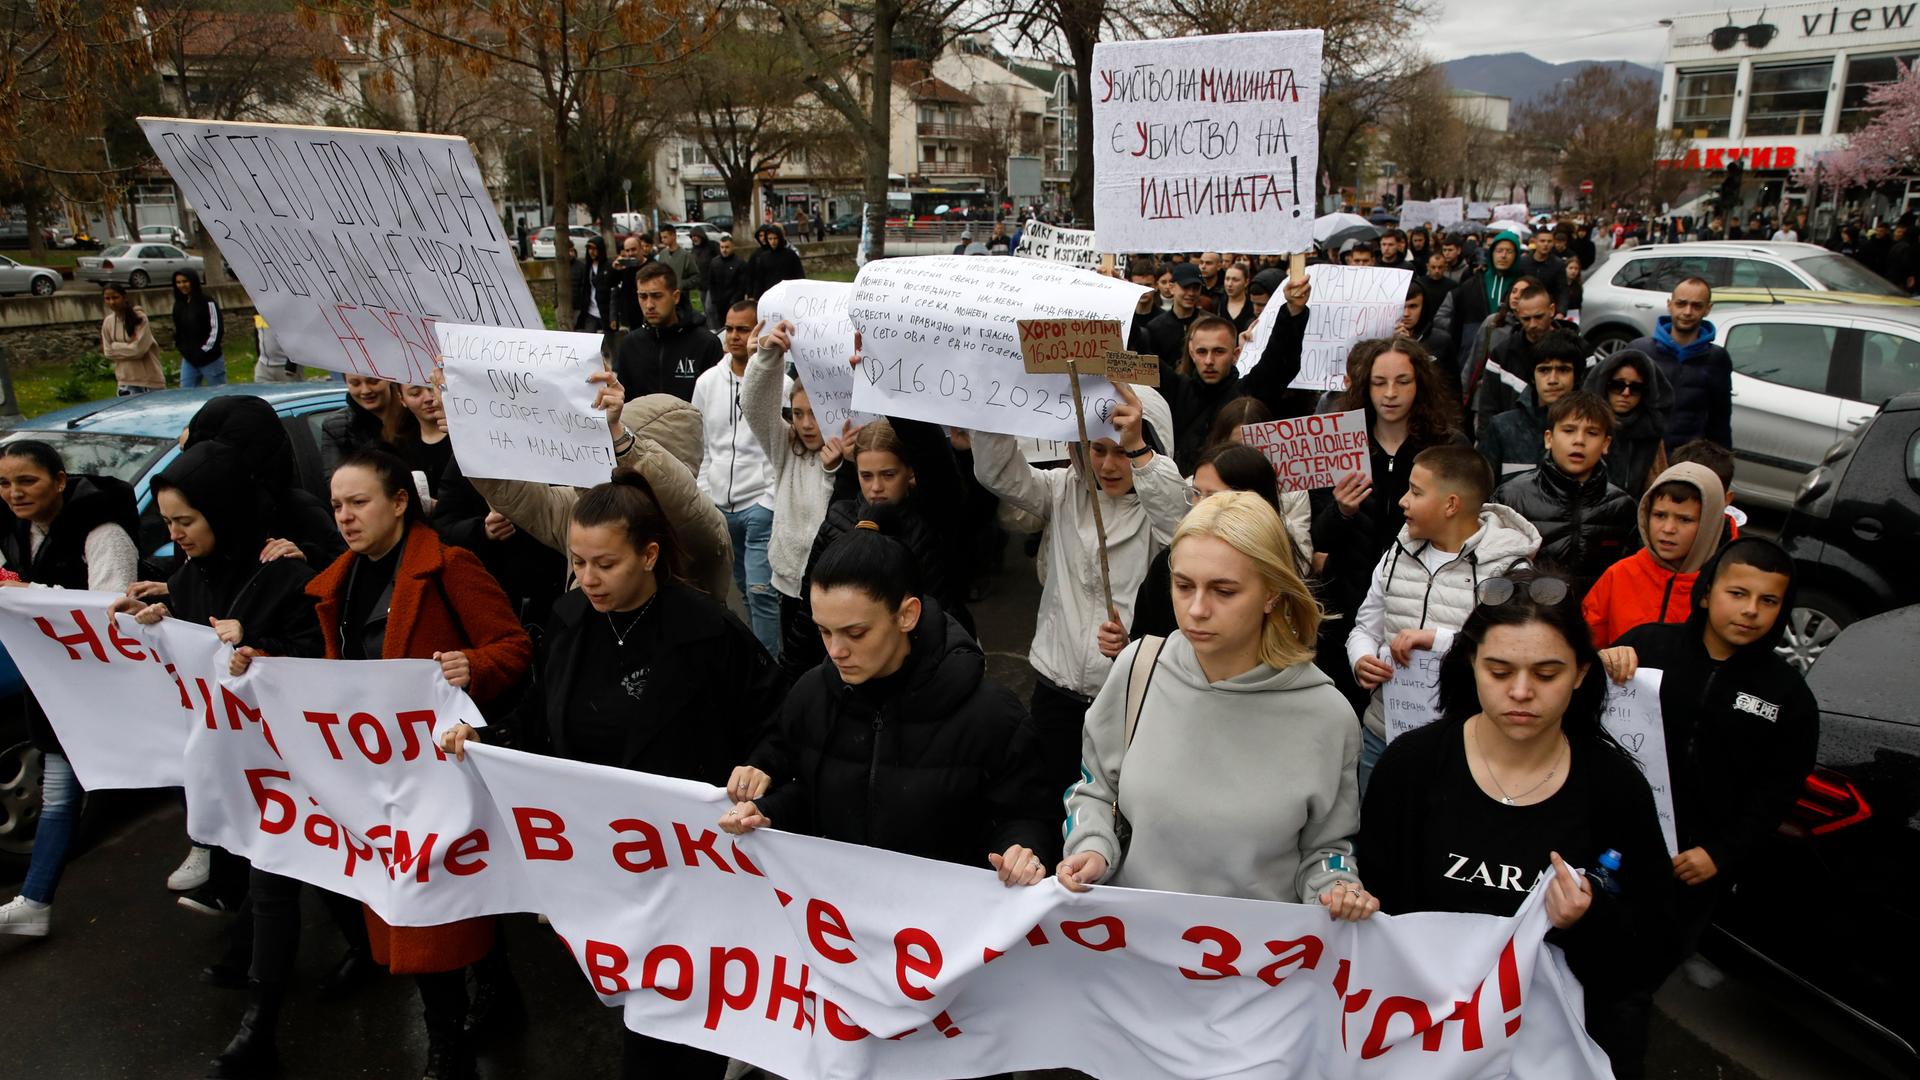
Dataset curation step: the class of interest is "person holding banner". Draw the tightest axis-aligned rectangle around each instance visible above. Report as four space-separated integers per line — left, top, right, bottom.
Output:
305 448 533 1080
971 383 1185 792
0 441 140 938
1362 570 1678 1078
1060 492 1374 918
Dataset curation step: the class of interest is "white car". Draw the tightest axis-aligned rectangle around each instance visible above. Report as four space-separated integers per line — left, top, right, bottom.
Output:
138 224 189 247
0 255 61 297
531 225 599 259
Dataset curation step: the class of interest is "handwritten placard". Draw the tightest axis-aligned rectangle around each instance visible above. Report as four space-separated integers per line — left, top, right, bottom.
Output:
1090 31 1324 255
847 255 1148 442
1494 203 1529 224
1238 263 1410 390
435 323 614 488
1015 219 1101 271
1018 318 1126 374
1467 201 1493 221
1020 437 1071 463
755 279 874 431
1396 200 1434 231
138 117 540 384
1382 647 1444 743
1242 409 1372 492
1433 198 1464 227
1601 669 1678 856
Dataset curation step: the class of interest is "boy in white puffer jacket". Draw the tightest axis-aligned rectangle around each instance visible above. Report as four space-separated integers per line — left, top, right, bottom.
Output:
1348 445 1540 793
971 382 1187 794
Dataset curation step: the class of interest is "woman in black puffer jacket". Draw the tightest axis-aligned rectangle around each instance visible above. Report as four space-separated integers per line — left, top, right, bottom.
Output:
1583 349 1673 500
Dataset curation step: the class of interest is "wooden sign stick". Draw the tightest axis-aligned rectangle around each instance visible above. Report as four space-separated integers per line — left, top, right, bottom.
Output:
1065 357 1117 618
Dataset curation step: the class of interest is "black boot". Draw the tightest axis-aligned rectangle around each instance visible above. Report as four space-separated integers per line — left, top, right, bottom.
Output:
205 981 283 1079
464 938 525 1041
315 946 376 998
418 971 475 1080
421 1023 475 1080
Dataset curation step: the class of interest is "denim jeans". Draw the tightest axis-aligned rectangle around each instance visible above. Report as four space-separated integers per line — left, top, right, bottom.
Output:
180 356 227 388
722 503 778 654
21 752 80 904
1356 725 1388 802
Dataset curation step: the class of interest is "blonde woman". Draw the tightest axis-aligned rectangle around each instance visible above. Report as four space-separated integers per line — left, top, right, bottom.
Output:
1058 491 1374 917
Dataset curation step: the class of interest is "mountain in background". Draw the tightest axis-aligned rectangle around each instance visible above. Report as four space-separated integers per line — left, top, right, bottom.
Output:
1439 53 1659 108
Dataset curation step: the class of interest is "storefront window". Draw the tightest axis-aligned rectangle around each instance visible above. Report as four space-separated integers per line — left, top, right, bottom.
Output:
1746 60 1832 136
1673 68 1737 138
1839 51 1920 132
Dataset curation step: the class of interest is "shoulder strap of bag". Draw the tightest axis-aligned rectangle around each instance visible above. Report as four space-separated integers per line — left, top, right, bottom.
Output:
1124 635 1166 748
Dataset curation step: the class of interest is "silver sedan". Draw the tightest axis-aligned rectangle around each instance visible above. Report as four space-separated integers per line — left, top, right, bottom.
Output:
75 243 204 289
0 255 61 297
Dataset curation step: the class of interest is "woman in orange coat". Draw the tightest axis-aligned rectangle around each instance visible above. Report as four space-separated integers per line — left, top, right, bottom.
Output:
308 447 532 1080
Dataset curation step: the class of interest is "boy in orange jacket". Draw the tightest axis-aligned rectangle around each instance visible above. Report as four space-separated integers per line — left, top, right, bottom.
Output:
1582 461 1727 647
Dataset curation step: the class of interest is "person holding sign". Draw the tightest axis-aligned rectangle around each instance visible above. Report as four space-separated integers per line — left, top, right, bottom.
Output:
1060 492 1374 919
971 383 1184 792
691 301 787 653
1348 446 1539 793
1164 280 1312 476
1600 538 1817 995
1362 571 1678 1078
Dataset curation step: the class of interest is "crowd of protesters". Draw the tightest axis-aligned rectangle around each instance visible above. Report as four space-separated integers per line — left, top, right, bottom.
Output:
0 211 1824 1080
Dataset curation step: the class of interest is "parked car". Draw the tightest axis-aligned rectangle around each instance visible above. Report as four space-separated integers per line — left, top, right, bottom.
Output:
1705 602 1920 1066
706 214 734 234
827 212 862 235
676 221 726 246
1772 389 1920 671
0 255 62 297
0 384 347 874
0 221 53 250
1716 305 1920 510
137 224 189 248
75 243 203 289
1578 241 1917 354
530 225 599 260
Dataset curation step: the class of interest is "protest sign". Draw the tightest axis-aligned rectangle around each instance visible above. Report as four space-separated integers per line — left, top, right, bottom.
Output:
1494 203 1529 224
1467 201 1493 221
1241 409 1372 492
1382 647 1445 743
1397 200 1435 230
435 323 615 488
1015 219 1101 271
1017 318 1126 375
847 256 1149 442
1240 263 1410 390
1090 31 1324 255
757 279 876 431
1020 438 1071 463
1601 670 1678 855
1433 198 1465 226
138 117 542 383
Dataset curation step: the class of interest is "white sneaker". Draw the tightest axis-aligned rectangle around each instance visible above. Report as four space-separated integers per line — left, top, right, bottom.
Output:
1681 954 1725 990
167 845 211 892
0 895 50 937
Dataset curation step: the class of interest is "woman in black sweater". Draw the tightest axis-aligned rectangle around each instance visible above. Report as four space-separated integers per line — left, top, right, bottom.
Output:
1361 570 1677 1079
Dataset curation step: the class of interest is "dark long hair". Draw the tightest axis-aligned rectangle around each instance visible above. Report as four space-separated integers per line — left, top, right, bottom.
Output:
1204 394 1272 451
811 501 921 610
1336 336 1459 448
1435 570 1620 752
101 283 144 336
1195 442 1283 519
571 468 685 583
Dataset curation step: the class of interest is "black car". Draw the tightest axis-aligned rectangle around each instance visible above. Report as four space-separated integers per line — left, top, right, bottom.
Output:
1705 604 1920 1065
1774 390 1920 670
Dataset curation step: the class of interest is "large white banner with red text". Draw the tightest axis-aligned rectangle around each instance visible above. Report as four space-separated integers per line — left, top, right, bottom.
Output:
0 590 1613 1078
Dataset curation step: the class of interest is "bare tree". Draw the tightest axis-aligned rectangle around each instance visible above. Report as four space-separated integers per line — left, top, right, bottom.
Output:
147 2 331 123
1007 0 1131 224
1383 64 1462 200
1513 66 1686 213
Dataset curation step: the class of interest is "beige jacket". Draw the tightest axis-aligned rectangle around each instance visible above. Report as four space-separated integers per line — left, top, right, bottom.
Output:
468 395 733 599
99 309 166 390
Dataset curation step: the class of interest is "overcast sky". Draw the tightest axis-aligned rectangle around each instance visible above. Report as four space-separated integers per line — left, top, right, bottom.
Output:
1422 0 1704 66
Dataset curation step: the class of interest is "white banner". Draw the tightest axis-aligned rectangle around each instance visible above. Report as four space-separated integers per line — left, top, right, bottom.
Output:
847 256 1148 442
1493 203 1529 224
1467 202 1493 222
2 604 1615 1079
1014 219 1101 271
1433 198 1465 227
138 117 542 383
1090 31 1323 255
436 323 616 489
757 280 876 432
1240 264 1410 390
1397 201 1435 231
1601 670 1678 856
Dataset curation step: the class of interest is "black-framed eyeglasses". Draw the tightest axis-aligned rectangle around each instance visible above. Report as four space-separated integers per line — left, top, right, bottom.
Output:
1710 19 1777 50
1606 378 1645 396
1476 576 1570 608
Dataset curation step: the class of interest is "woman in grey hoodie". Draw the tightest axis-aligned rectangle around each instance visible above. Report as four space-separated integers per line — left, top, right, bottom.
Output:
1057 491 1375 917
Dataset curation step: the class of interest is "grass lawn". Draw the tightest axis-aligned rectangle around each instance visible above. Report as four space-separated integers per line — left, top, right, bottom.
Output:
6 249 82 271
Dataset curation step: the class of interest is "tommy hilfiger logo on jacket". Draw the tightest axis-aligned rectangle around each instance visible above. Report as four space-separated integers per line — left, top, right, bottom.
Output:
1733 692 1780 722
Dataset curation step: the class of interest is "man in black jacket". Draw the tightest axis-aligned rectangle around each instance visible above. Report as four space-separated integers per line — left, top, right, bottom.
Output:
571 236 613 332
1603 537 1818 986
1145 262 1205 372
609 233 651 332
746 222 805 299
706 233 748 316
614 261 722 402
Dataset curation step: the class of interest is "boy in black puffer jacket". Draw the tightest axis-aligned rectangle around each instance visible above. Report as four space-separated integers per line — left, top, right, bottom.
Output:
1491 391 1638 597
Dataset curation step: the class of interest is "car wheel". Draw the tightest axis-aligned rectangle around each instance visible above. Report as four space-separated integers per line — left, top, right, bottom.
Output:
1585 327 1637 357
0 739 42 869
127 270 149 289
1777 588 1857 673
29 276 53 297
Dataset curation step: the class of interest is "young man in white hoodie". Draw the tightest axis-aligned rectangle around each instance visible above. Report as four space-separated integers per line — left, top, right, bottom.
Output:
1349 445 1540 793
691 300 787 653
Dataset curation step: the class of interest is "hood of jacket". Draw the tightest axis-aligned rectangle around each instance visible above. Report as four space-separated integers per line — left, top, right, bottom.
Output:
184 394 296 491
824 599 982 719
1135 384 1175 459
1155 628 1334 697
1399 502 1541 567
7 473 139 586
1650 315 1720 362
1638 461 1727 573
155 441 269 571
614 393 704 476
1583 348 1673 443
1682 536 1800 654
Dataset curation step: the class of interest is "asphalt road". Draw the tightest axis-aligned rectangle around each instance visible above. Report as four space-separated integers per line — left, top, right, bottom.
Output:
0 529 1906 1079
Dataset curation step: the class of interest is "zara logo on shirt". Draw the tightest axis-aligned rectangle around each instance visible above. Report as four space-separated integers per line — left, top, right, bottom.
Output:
1441 852 1550 893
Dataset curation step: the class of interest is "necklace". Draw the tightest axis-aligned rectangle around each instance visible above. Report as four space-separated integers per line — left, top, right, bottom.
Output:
606 593 658 647
1472 717 1566 806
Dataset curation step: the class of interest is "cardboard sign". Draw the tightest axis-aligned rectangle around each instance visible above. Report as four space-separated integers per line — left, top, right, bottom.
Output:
1383 647 1444 743
1017 318 1126 374
1090 31 1324 255
435 323 615 488
1242 409 1372 492
1015 219 1100 271
1601 670 1678 856
756 279 876 430
138 117 541 383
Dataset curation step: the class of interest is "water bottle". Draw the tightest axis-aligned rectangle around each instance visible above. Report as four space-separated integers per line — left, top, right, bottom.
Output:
1588 849 1623 897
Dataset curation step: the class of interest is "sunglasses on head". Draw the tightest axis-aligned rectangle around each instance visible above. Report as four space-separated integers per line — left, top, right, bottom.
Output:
1606 378 1644 396
1476 576 1571 609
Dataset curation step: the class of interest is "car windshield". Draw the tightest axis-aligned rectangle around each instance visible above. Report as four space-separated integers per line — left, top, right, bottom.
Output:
101 245 130 257
0 432 173 486
1793 253 1904 297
